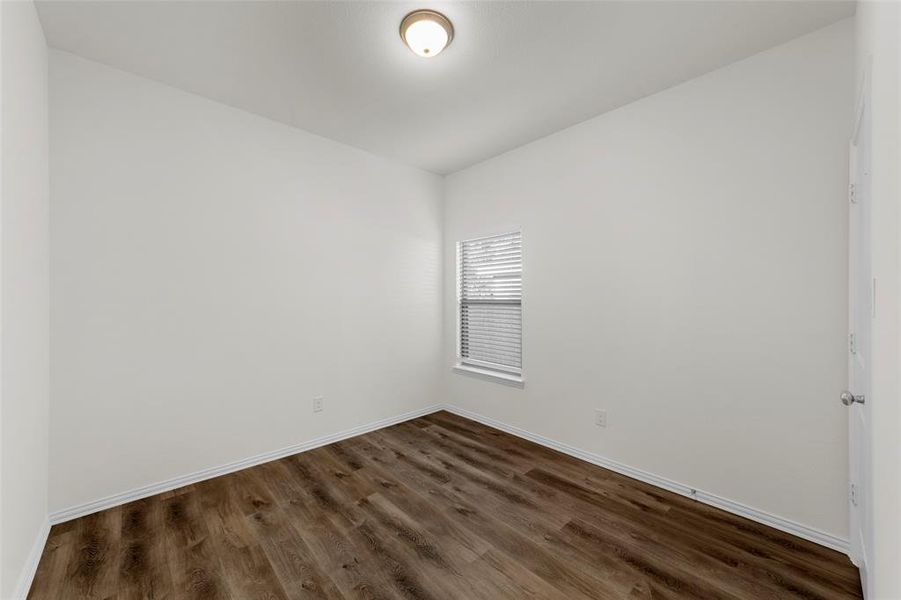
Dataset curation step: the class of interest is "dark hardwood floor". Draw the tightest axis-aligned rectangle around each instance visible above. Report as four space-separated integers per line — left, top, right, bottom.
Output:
28 411 862 599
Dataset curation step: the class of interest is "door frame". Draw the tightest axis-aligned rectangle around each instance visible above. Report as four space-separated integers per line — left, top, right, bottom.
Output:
847 62 871 591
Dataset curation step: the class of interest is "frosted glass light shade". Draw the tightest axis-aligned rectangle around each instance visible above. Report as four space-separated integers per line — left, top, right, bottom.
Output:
400 10 453 58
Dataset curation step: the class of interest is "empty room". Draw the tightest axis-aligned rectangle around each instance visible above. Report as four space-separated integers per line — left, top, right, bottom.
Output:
2 0 900 598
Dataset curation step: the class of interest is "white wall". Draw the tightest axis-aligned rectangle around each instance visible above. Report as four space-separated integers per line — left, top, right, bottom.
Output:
854 2 900 597
49 51 443 514
0 1 50 597
443 20 853 540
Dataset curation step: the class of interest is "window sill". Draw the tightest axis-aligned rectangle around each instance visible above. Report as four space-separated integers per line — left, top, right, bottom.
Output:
452 364 524 388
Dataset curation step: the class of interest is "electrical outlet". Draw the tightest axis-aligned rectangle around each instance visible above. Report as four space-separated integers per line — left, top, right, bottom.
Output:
595 409 607 428
313 396 324 413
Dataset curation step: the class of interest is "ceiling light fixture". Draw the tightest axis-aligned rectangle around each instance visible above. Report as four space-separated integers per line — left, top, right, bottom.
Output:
400 10 453 58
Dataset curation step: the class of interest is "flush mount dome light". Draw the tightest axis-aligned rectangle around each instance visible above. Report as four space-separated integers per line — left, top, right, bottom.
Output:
400 10 453 58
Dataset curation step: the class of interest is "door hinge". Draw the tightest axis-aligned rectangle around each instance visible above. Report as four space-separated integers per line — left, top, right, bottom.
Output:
850 483 858 507
849 333 857 354
849 183 857 204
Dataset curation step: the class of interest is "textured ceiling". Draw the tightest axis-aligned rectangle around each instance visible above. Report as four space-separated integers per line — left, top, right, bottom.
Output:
36 1 854 174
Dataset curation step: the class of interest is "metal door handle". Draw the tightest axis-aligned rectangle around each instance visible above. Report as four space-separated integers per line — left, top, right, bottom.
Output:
841 391 865 406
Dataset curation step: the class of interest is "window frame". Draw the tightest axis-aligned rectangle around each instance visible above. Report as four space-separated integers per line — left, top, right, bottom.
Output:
454 229 524 387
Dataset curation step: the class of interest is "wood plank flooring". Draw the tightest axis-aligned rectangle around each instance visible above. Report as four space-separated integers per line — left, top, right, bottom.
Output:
28 411 862 599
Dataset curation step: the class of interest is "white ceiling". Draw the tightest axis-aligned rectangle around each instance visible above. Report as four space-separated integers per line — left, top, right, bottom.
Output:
36 1 854 174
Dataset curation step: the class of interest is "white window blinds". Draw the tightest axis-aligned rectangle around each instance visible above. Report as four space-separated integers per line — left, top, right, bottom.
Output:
458 231 522 373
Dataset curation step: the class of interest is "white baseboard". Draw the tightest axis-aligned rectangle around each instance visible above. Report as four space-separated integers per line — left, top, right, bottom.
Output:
49 404 442 525
441 404 850 554
12 518 51 600
45 401 847 558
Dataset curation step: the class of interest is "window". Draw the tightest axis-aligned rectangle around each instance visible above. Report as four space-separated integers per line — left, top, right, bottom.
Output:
456 231 522 383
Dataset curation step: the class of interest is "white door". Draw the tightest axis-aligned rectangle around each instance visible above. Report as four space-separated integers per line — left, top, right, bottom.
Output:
847 80 871 592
